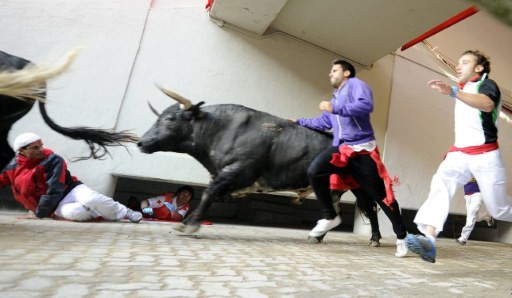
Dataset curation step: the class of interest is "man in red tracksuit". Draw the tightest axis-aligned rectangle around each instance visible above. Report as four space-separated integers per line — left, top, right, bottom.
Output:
0 132 142 222
140 186 194 221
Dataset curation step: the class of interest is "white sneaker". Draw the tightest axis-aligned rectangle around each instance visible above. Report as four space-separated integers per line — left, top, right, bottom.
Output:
395 239 408 257
126 209 142 223
456 238 467 246
308 216 341 237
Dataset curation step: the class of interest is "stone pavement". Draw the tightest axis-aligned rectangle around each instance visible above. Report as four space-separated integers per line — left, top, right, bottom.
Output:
0 211 511 297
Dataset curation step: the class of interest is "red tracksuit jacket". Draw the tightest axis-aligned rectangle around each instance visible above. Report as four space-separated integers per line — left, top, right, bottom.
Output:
0 148 80 218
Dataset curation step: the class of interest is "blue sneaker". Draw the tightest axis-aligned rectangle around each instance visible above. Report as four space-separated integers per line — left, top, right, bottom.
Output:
405 234 436 263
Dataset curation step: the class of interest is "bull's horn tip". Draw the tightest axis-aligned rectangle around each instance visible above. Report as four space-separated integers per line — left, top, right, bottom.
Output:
154 83 166 92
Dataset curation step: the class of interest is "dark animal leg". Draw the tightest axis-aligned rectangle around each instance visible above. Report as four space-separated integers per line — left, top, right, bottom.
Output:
173 191 215 234
174 164 257 234
360 201 381 247
353 188 381 247
0 128 14 169
349 155 407 240
1 94 34 169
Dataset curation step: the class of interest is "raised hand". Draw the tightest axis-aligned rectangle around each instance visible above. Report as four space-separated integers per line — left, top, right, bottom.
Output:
427 80 452 96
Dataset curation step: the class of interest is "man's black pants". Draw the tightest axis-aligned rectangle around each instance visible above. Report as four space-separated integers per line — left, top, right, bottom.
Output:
307 146 407 239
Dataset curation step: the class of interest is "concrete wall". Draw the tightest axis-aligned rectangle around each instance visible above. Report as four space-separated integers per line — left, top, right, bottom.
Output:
1 0 150 196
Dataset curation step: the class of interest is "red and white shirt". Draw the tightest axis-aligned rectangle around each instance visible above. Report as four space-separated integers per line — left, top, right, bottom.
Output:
454 75 501 147
147 193 189 220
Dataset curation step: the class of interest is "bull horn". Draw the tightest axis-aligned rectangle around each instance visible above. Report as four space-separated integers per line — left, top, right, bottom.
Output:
155 84 192 110
147 101 160 117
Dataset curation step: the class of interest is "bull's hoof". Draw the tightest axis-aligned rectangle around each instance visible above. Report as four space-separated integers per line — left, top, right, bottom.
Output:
291 197 305 205
173 223 200 234
368 231 381 247
306 233 326 244
369 240 381 247
173 223 185 232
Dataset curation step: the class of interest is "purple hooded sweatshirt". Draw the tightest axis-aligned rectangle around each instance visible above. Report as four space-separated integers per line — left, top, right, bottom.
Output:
464 179 480 195
296 77 375 146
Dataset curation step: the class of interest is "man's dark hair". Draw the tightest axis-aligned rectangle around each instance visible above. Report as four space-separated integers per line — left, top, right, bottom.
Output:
333 60 356 78
462 50 491 75
177 185 194 200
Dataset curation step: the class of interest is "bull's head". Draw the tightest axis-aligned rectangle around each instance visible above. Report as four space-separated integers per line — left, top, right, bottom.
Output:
137 85 204 154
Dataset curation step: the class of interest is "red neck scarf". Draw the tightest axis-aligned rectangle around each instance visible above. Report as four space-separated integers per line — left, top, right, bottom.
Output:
458 74 481 89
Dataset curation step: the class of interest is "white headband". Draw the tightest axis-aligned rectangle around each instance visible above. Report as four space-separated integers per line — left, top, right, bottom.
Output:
13 132 42 151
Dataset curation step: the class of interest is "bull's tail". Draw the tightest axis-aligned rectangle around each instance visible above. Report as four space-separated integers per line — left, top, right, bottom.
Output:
38 101 138 160
0 48 78 101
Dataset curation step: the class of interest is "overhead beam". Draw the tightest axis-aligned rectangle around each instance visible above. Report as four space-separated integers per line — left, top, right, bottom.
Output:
401 6 479 51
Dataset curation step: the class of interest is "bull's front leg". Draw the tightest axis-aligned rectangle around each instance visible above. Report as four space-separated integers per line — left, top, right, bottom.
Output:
173 191 214 234
174 163 257 234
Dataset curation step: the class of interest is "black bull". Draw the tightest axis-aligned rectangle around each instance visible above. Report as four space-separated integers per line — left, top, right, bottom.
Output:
0 51 32 168
138 88 380 238
0 50 137 169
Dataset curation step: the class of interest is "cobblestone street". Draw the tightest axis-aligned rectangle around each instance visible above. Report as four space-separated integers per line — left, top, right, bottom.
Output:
0 211 511 297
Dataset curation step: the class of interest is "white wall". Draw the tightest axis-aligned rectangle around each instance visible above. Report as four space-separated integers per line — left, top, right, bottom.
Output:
1 0 150 195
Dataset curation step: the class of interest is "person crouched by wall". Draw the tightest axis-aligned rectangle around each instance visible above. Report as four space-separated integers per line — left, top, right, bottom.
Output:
0 132 143 223
140 186 194 221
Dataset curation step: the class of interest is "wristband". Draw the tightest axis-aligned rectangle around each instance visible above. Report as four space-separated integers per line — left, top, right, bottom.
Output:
450 86 458 98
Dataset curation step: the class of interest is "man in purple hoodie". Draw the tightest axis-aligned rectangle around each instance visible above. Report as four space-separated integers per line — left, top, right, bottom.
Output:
296 60 408 257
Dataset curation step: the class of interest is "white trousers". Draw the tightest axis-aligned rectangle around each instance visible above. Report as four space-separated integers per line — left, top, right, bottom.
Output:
414 149 512 235
459 193 491 241
54 184 127 221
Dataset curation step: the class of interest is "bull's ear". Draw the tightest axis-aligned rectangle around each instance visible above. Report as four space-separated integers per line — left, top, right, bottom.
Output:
189 101 206 118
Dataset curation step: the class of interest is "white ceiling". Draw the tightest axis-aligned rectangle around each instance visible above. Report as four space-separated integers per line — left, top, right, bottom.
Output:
209 0 472 67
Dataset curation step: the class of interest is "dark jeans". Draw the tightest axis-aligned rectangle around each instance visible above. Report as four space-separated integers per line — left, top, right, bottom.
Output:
307 146 407 239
